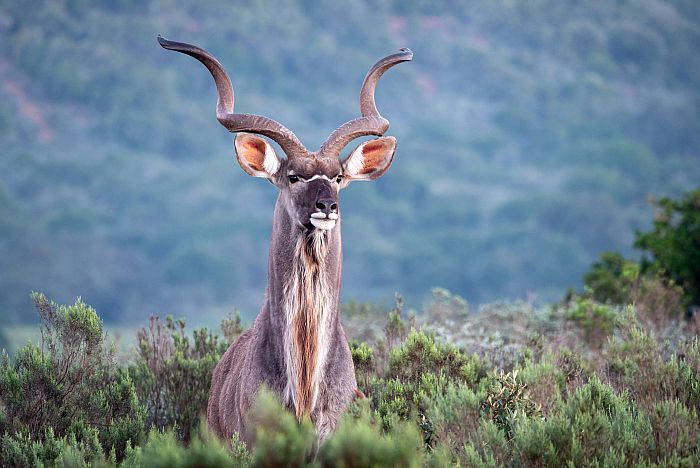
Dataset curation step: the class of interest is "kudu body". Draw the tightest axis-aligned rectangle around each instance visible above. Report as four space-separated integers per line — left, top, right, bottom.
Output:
158 36 411 441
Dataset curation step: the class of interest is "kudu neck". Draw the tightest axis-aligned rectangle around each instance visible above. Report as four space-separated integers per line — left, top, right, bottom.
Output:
266 194 342 319
266 194 343 418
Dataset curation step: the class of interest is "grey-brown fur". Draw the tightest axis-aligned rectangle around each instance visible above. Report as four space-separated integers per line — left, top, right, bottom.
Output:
207 188 355 441
157 35 410 443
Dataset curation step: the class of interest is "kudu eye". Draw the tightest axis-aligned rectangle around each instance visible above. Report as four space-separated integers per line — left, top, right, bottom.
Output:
288 175 299 184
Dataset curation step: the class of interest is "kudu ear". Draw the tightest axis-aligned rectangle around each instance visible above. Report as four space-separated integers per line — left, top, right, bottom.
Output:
234 133 282 178
342 136 397 180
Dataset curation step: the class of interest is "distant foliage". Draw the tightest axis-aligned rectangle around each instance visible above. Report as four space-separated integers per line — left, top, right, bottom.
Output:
636 188 700 306
3 1 700 322
579 187 700 333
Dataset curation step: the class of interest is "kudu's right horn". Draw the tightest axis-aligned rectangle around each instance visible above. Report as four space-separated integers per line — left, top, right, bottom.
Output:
318 47 413 158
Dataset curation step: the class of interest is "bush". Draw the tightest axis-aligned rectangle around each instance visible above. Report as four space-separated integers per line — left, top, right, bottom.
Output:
387 330 487 388
635 188 700 306
3 291 700 466
518 359 565 415
122 427 247 468
675 338 700 416
648 400 699 462
128 315 223 442
0 293 144 465
384 293 409 352
563 377 653 464
480 370 542 440
583 251 639 304
631 274 686 334
247 389 317 466
320 399 424 468
425 382 483 458
561 297 619 349
0 326 7 353
349 340 374 393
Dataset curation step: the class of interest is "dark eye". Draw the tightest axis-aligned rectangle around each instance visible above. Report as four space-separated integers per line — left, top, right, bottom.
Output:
335 175 343 183
288 175 299 184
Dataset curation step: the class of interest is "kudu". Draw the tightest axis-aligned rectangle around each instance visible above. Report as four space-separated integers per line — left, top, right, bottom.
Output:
158 35 411 442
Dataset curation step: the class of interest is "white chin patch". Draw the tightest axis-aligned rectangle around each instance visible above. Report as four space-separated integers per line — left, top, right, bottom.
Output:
310 218 337 230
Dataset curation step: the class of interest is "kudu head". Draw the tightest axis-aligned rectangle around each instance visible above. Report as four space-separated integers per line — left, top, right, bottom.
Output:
158 36 412 232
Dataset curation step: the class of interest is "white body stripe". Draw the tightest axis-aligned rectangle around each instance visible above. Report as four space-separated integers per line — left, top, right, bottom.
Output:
287 172 335 183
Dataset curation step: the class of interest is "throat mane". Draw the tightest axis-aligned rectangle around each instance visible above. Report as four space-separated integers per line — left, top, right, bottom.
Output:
283 230 332 419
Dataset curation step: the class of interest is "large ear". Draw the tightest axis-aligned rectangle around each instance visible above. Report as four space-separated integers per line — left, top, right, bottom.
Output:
342 136 397 180
234 133 281 178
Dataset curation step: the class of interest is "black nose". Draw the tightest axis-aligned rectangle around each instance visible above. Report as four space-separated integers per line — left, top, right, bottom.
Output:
315 198 338 215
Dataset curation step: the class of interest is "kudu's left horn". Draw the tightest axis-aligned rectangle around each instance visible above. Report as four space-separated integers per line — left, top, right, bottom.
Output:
157 35 308 158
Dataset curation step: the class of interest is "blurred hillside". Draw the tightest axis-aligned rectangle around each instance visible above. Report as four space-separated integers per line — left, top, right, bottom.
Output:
1 0 699 323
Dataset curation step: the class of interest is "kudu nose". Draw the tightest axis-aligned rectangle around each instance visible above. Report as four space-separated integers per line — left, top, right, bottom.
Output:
315 199 338 215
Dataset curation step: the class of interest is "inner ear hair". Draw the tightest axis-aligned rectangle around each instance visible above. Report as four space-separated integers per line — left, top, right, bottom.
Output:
343 136 396 180
234 133 280 177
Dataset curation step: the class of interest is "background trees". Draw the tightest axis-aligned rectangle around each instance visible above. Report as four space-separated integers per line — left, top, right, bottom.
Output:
2 0 700 324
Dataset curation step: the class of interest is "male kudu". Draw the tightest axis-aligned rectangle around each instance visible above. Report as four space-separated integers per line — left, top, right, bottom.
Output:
158 35 411 442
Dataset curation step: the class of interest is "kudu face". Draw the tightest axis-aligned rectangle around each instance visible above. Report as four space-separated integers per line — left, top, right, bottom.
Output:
156 36 410 232
234 132 398 232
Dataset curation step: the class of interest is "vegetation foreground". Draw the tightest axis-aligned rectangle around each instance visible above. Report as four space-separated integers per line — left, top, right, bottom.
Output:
0 283 698 467
1 188 698 466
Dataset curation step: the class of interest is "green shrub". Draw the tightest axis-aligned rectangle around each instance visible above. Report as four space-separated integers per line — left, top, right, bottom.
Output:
122 427 245 468
461 420 511 467
0 326 7 353
555 348 590 397
675 338 700 415
0 428 108 467
635 188 700 306
480 370 542 440
0 293 144 465
3 290 700 466
647 400 699 462
375 330 489 441
320 399 424 468
604 317 666 408
583 251 639 304
129 315 222 442
425 382 484 459
388 330 487 388
220 310 245 346
519 359 565 415
349 340 374 394
562 377 653 465
561 297 619 349
513 414 571 467
372 377 412 430
631 274 685 332
247 389 317 467
384 293 409 352
509 378 655 466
